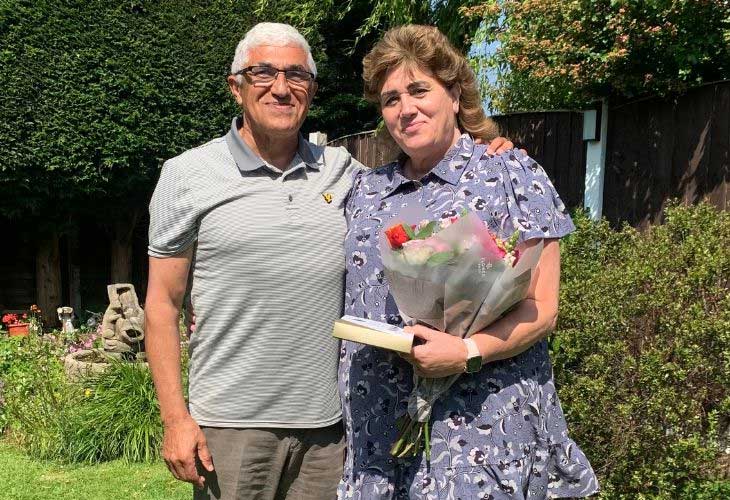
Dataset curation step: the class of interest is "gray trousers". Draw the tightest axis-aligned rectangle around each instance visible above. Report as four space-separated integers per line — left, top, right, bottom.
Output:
194 423 345 500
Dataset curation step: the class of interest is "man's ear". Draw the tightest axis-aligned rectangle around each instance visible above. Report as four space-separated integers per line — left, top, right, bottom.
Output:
308 80 319 104
227 75 244 106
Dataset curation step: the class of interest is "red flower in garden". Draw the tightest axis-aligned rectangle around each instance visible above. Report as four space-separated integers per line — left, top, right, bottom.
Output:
2 314 20 326
385 224 411 249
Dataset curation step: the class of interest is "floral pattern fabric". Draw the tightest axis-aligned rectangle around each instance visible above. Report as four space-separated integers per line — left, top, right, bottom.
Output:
337 135 599 499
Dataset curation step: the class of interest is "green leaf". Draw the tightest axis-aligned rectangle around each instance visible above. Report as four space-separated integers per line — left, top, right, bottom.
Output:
415 221 437 239
426 251 454 265
403 223 417 240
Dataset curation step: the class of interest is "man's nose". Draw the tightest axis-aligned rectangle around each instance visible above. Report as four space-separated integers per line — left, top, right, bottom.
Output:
270 72 291 98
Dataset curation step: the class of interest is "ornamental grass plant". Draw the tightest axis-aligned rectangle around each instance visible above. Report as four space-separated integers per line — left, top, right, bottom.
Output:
65 360 163 463
554 202 730 499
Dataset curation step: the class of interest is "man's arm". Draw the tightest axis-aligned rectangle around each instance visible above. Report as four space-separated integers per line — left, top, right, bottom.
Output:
145 249 212 488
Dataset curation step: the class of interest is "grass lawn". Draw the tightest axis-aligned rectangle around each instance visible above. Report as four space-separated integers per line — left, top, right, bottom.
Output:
0 441 191 499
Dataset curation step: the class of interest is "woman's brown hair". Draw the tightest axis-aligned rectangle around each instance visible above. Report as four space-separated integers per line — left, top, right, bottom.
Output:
362 24 498 142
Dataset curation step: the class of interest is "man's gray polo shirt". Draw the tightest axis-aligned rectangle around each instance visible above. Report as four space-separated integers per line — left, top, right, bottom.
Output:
148 116 358 428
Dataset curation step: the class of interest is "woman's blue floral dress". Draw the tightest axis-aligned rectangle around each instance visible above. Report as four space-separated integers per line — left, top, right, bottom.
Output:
337 135 599 499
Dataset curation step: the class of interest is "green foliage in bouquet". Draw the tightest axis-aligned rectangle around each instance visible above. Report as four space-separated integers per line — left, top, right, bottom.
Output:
555 202 730 499
65 361 163 463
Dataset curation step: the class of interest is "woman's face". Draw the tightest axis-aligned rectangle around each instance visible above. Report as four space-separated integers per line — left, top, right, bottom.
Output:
379 64 460 158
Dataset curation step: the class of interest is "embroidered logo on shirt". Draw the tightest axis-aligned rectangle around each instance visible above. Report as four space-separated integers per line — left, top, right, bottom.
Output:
322 193 333 204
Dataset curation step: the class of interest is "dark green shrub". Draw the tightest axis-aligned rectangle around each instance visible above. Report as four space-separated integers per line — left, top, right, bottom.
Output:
555 202 730 498
65 361 162 463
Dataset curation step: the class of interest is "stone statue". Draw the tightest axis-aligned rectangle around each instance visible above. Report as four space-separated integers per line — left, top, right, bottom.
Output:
57 306 75 333
101 283 145 360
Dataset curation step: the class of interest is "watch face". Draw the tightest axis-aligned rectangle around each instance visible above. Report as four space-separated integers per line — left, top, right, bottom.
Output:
466 356 481 373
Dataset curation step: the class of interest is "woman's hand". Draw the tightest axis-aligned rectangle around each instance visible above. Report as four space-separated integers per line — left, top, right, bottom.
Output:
401 325 468 378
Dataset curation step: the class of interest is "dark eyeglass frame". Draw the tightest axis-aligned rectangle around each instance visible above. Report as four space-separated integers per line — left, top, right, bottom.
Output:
235 65 315 85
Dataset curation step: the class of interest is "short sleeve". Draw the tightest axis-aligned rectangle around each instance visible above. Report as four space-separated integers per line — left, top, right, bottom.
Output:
497 149 576 241
148 160 199 257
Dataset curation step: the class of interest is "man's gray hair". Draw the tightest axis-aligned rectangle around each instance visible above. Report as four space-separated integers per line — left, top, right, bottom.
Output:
230 22 317 82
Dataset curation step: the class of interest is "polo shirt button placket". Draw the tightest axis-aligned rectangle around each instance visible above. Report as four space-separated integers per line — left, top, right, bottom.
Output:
285 190 301 223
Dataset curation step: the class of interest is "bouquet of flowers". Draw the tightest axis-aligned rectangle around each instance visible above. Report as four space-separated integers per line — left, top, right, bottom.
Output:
380 208 543 458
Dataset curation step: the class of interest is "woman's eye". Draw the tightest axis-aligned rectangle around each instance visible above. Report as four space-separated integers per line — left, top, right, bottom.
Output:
384 96 398 106
412 87 428 96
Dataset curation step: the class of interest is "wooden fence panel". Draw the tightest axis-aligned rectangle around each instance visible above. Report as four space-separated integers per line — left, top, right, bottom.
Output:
329 131 401 168
0 225 36 311
707 84 730 210
605 81 730 226
492 112 585 210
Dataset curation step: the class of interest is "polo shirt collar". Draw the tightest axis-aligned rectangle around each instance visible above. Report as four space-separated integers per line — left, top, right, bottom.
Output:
382 134 474 199
225 115 322 173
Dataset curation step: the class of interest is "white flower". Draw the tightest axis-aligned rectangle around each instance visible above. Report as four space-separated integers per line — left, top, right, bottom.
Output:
401 241 436 265
400 238 450 265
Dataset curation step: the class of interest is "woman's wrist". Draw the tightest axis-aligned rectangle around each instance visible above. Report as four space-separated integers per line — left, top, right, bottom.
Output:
463 337 483 373
470 332 499 364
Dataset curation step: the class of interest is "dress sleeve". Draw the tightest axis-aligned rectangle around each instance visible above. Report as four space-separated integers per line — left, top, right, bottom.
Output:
496 149 576 241
147 159 199 257
344 160 367 228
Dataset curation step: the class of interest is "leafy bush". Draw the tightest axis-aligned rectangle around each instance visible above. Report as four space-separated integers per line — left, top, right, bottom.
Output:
0 335 77 460
66 361 162 463
0 334 163 463
467 0 730 111
0 314 193 464
555 202 730 498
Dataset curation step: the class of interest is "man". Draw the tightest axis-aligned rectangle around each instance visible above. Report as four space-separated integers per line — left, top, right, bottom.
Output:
146 22 515 500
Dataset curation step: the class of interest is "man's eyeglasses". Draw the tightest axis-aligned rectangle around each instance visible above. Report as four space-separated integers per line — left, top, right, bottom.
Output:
236 65 315 86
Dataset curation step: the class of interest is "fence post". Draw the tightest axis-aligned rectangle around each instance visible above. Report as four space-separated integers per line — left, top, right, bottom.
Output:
308 131 328 146
583 100 608 220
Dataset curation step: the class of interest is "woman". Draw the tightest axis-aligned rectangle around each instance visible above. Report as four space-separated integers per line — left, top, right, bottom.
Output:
338 25 598 499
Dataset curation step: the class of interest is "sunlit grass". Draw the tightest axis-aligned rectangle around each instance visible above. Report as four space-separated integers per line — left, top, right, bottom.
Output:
0 440 190 500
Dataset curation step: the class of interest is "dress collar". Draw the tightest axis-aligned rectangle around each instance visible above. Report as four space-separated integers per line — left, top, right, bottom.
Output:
382 134 475 198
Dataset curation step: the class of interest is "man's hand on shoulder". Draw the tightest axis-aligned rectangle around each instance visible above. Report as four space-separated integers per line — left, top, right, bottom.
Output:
162 414 214 488
480 136 528 156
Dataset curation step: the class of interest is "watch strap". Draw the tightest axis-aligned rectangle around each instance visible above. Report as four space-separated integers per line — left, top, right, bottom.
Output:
463 337 482 373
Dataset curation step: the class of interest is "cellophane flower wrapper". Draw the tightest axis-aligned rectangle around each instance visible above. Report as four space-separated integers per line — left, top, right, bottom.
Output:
379 206 543 458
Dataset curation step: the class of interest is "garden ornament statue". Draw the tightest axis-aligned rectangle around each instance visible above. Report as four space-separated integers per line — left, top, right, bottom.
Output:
57 306 75 333
101 283 146 360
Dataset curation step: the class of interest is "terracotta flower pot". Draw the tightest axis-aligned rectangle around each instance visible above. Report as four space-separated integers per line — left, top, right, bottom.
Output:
8 323 30 337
